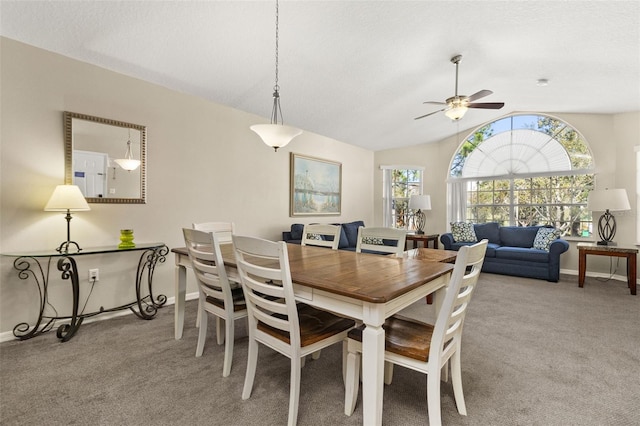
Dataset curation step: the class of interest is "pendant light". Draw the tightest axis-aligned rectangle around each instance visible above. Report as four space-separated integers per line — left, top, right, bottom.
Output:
250 0 302 151
114 129 141 171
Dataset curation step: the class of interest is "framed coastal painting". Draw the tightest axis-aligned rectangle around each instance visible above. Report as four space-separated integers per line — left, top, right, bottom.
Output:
290 153 342 216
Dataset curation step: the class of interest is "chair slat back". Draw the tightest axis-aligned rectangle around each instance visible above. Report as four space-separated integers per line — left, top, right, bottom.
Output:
355 226 407 256
183 228 233 309
233 235 301 348
193 222 235 244
301 224 341 250
430 239 488 364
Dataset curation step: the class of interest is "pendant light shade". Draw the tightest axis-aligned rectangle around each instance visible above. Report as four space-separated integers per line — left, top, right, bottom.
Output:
251 0 302 151
250 124 302 151
114 130 140 171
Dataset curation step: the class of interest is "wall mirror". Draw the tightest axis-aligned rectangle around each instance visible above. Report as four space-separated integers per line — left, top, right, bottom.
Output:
64 111 146 204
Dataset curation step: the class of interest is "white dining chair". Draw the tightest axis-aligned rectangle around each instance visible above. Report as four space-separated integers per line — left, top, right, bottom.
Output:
233 235 355 426
355 226 407 256
344 239 488 426
191 222 240 328
300 223 341 250
182 228 247 377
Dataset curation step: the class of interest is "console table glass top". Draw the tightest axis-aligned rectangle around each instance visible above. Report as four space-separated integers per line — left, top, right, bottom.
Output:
2 242 166 258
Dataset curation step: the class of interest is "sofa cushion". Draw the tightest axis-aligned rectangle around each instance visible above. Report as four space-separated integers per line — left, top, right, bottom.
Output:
495 246 550 263
533 227 561 251
473 222 501 244
499 226 541 248
450 222 477 243
342 221 365 248
330 223 350 248
290 224 304 241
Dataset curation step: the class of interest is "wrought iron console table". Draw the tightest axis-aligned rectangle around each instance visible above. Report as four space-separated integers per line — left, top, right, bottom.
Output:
2 243 168 342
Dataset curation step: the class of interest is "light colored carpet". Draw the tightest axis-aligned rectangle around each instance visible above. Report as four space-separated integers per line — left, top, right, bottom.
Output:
1 272 638 425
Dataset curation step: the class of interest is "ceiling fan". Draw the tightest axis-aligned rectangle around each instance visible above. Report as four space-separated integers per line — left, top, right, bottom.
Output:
415 54 504 121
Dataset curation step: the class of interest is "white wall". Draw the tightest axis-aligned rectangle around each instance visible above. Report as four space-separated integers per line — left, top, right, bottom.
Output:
0 38 374 336
375 111 640 276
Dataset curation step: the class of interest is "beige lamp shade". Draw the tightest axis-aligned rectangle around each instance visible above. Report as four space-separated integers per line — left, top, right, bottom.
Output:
44 185 90 212
587 188 630 212
409 195 432 210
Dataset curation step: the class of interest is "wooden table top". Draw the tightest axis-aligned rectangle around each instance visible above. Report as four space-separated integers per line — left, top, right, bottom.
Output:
400 247 458 263
172 243 453 304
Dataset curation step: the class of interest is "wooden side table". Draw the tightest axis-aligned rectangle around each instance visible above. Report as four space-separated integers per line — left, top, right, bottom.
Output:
577 243 637 295
405 233 439 250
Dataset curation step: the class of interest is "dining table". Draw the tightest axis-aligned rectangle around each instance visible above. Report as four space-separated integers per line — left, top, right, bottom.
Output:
172 243 454 426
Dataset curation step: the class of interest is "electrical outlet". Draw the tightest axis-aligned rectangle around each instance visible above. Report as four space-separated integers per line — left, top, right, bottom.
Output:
89 268 99 282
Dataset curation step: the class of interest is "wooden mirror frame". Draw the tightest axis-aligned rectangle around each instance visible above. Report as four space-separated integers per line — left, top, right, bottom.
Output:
64 111 146 204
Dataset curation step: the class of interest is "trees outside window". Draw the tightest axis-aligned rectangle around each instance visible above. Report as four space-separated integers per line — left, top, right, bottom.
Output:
391 169 422 229
450 114 595 237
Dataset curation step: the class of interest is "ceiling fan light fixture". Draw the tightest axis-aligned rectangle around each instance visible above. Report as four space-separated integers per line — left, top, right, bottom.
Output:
445 106 468 121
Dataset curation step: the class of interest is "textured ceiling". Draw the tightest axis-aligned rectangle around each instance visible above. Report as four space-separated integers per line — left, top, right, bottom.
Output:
1 0 639 151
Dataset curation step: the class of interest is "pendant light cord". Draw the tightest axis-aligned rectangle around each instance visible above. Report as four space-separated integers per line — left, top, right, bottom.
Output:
274 0 279 92
271 0 283 125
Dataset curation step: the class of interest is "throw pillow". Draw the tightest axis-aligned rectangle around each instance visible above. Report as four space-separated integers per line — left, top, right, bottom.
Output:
450 222 478 243
361 237 384 245
533 227 560 251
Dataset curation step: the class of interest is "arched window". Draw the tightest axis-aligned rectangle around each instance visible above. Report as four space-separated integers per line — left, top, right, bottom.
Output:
448 114 595 237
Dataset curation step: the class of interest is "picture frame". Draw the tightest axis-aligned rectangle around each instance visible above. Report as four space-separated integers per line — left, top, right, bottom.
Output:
290 153 342 216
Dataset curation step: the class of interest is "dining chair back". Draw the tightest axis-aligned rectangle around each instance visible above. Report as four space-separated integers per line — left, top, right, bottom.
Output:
355 226 407 256
344 239 488 426
182 227 247 377
233 235 355 426
300 223 341 250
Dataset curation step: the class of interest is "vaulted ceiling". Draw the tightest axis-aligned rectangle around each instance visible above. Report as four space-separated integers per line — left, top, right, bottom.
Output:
1 1 638 151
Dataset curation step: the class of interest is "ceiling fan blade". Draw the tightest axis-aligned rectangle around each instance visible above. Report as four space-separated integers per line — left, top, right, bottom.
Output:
422 101 447 105
466 89 493 102
468 102 505 110
414 108 446 120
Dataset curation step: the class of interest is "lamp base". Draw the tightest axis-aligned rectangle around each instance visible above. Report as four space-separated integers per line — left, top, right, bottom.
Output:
414 210 426 235
596 240 617 246
56 240 82 253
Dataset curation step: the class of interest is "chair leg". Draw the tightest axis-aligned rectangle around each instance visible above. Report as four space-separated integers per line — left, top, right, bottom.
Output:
344 343 360 416
216 317 224 345
196 298 201 328
195 310 207 357
427 369 442 426
384 361 394 385
288 355 302 426
222 317 234 377
311 349 321 360
342 341 347 385
242 338 259 400
441 359 449 383
451 350 467 415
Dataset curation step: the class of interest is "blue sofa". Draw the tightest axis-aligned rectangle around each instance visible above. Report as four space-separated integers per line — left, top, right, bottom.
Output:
440 222 569 282
282 221 365 251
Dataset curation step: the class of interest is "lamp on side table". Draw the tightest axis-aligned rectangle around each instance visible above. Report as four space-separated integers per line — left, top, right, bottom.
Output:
409 194 431 235
587 188 630 246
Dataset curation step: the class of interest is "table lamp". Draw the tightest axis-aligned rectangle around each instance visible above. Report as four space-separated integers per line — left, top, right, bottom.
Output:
44 184 91 252
409 194 432 235
587 188 630 246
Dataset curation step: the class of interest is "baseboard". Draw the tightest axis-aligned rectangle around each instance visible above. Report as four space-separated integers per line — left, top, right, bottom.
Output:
0 291 200 344
560 268 636 284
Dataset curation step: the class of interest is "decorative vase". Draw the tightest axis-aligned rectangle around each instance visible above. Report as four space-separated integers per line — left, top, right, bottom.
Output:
118 229 135 249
